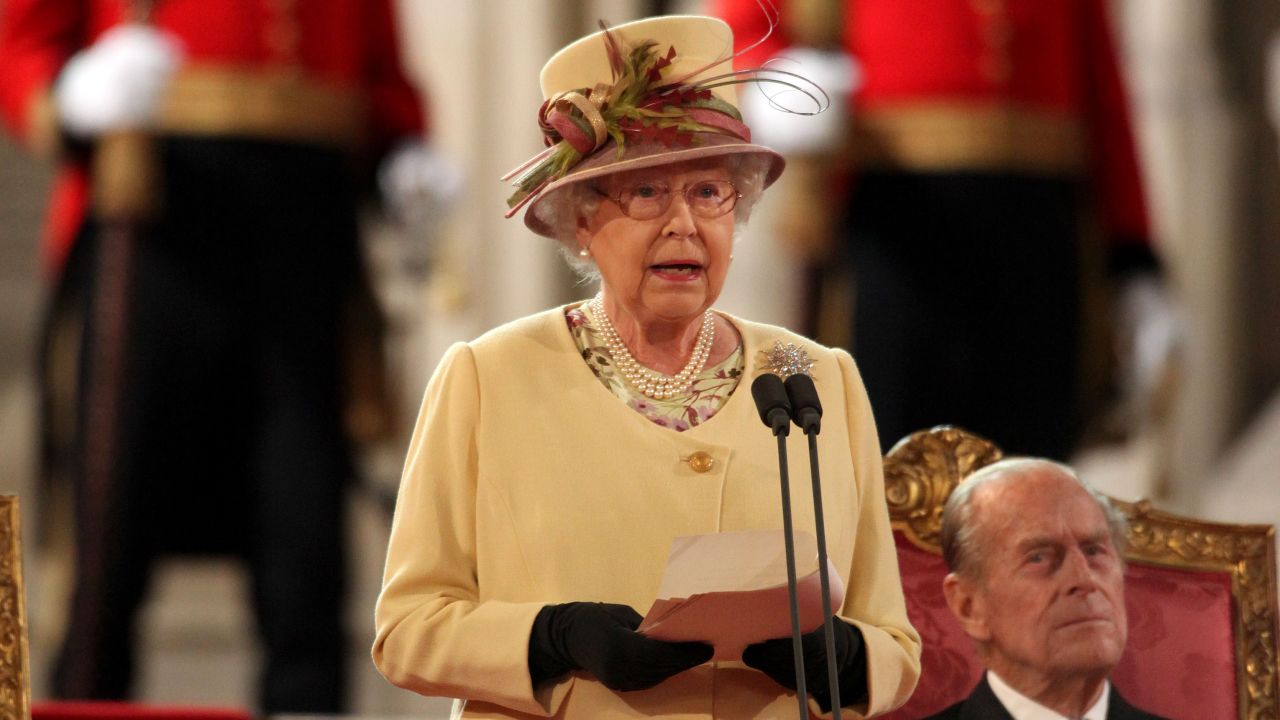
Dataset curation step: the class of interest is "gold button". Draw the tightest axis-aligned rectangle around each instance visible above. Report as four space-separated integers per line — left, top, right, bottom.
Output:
687 451 715 473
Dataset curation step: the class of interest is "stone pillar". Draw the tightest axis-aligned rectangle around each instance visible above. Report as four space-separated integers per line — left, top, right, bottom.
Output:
1115 0 1280 511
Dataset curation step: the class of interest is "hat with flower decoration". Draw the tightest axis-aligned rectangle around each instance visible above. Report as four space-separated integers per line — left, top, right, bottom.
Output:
504 15 794 237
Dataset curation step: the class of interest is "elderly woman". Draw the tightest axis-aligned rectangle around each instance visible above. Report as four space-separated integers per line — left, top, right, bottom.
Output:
372 15 920 719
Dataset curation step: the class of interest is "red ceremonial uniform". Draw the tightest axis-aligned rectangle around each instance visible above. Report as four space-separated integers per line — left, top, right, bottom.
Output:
714 0 1150 252
0 0 426 276
0 1 428 714
713 0 1155 464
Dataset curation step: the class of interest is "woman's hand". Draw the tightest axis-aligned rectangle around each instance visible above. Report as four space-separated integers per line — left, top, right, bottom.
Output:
742 618 868 711
528 602 713 691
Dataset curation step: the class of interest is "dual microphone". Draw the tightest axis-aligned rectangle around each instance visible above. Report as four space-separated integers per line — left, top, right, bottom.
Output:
748 370 841 718
750 371 822 437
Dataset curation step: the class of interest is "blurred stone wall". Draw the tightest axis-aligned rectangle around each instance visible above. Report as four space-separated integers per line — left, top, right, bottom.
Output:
1117 0 1280 510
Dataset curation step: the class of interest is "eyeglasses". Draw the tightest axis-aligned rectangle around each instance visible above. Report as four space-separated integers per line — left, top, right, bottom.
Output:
593 179 741 220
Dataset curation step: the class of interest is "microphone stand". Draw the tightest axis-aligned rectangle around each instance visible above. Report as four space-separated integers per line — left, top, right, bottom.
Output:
787 373 842 712
775 429 810 719
750 374 809 720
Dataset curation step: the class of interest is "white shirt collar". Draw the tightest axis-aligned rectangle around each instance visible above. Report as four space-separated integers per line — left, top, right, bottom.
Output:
986 670 1110 720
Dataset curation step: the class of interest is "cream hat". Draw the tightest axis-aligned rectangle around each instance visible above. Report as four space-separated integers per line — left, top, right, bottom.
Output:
504 15 786 237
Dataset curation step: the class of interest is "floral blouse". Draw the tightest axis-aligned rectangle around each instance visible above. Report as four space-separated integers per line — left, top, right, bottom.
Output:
566 303 744 432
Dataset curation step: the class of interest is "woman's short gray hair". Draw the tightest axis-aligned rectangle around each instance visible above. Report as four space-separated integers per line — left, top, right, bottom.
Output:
531 152 774 280
940 457 1129 579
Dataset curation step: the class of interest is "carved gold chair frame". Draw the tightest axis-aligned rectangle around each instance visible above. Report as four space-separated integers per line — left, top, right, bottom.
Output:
884 426 1280 720
0 495 30 720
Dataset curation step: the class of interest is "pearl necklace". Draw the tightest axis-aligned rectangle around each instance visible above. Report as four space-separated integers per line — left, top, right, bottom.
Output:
588 296 716 400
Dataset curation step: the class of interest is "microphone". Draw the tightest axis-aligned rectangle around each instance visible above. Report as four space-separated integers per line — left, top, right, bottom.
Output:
784 373 822 435
784 372 841 711
751 373 792 437
751 371 808 718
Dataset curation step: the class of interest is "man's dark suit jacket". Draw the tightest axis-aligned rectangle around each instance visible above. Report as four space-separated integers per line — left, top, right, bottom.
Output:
923 674 1170 719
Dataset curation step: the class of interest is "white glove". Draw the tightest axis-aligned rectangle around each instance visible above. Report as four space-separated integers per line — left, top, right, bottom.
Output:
741 47 860 155
1115 273 1182 423
55 24 184 138
378 140 463 226
377 141 463 274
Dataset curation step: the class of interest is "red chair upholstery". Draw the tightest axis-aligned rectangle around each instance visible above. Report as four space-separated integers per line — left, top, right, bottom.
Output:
32 701 253 720
1113 563 1236 718
884 533 983 718
879 427 1280 720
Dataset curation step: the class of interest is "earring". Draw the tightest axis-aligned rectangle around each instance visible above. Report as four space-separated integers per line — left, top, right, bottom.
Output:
578 246 591 259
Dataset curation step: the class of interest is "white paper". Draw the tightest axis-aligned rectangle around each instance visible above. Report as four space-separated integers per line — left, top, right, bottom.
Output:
639 529 846 661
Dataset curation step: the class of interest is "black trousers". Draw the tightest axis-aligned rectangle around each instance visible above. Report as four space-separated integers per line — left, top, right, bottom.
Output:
838 171 1084 460
52 137 357 714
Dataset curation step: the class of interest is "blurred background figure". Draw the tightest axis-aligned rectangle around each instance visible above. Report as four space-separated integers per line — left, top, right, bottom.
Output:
713 0 1169 462
0 0 444 713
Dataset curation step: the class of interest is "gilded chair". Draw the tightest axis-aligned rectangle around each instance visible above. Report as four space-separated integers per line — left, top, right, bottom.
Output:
0 495 31 720
0 493 247 720
879 426 1280 720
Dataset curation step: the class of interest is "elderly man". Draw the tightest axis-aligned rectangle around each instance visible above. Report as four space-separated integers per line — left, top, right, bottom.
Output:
926 458 1168 720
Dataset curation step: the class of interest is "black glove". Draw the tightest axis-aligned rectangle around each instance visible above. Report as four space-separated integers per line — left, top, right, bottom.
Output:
527 602 713 691
742 618 868 712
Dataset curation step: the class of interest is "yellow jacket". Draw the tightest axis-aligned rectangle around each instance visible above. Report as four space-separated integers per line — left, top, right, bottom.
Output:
373 305 921 718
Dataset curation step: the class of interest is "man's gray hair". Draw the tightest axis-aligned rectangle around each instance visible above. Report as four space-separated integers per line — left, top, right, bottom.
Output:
940 457 1129 579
